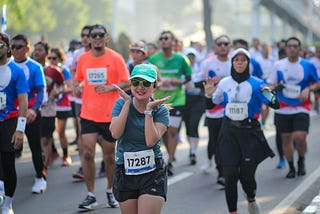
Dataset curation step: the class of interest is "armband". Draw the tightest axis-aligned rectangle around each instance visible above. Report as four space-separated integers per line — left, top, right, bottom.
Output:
16 116 27 132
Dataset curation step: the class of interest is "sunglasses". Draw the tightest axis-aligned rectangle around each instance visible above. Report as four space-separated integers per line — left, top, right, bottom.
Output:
81 33 89 38
159 36 169 41
11 44 25 50
90 33 106 39
48 56 58 60
0 42 6 49
130 79 152 88
286 44 299 49
216 42 229 47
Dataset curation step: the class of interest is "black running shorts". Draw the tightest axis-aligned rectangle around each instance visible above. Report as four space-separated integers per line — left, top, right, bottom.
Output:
274 113 309 133
41 117 56 138
113 158 167 202
80 118 116 142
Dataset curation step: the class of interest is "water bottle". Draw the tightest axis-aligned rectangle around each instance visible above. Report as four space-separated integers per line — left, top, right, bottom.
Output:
262 88 276 104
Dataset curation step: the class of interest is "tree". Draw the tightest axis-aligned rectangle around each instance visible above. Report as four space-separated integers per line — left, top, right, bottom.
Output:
203 0 214 52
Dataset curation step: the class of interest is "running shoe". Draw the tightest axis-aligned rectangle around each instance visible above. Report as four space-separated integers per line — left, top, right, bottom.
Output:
286 167 296 178
276 157 285 169
189 153 197 165
167 162 174 176
73 167 84 179
62 155 72 167
248 200 261 214
32 177 47 194
217 176 225 186
297 160 306 176
106 192 119 208
201 161 212 174
1 205 14 214
78 195 98 210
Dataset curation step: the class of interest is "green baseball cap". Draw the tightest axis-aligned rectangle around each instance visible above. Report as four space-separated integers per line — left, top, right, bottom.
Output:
130 64 157 82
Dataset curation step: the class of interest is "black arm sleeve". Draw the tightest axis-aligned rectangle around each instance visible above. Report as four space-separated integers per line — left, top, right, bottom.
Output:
205 97 216 109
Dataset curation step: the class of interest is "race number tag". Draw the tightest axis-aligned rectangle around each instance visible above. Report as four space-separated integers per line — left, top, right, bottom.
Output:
283 84 301 99
0 92 6 110
225 103 248 121
86 68 107 85
124 149 156 175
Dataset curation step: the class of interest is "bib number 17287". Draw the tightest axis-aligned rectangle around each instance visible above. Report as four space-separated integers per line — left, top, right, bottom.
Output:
123 149 156 175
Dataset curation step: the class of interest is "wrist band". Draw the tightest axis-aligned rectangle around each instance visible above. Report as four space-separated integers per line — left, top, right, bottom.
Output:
205 94 212 99
16 116 27 132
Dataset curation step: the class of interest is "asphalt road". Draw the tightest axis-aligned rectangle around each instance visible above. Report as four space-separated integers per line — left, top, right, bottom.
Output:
12 110 320 214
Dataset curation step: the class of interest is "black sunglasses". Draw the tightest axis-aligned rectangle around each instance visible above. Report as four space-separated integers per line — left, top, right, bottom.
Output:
287 44 299 49
81 33 89 38
48 56 58 60
216 42 229 47
90 33 106 39
130 79 152 88
11 44 25 50
159 36 169 41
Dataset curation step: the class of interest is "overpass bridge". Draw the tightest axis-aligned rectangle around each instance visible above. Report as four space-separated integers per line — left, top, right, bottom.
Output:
252 0 320 43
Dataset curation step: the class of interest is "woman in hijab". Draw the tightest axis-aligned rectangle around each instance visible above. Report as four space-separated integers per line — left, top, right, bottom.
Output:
204 48 280 214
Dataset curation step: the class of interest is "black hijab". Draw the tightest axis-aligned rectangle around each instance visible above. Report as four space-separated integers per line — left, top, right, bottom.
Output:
231 48 251 83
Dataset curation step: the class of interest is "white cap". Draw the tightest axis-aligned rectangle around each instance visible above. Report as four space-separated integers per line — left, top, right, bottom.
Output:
232 48 250 59
183 47 198 58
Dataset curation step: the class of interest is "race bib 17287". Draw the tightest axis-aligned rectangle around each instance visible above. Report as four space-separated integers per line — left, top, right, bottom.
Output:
123 149 156 175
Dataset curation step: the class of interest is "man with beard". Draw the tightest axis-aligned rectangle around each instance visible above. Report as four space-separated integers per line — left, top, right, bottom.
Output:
74 24 129 210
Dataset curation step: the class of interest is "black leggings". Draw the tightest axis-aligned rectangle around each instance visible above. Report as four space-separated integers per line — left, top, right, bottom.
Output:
25 115 45 178
1 152 16 197
223 164 258 212
206 118 223 174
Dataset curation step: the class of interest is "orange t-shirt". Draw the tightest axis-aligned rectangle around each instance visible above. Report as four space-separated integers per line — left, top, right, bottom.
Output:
75 49 129 122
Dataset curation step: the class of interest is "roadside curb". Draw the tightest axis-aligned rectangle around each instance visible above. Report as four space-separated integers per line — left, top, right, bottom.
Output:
303 194 320 214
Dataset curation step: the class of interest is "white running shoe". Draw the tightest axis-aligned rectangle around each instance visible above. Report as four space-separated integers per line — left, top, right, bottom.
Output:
201 161 212 174
32 178 47 194
2 205 14 214
248 200 261 214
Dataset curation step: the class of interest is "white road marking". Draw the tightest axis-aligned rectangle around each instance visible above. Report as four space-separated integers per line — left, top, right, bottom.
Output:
168 172 193 186
269 165 320 214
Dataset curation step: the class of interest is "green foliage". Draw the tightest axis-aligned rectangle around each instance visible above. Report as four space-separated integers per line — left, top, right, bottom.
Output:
0 0 113 46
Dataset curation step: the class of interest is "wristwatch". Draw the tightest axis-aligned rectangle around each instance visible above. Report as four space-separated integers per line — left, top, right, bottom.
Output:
144 110 154 116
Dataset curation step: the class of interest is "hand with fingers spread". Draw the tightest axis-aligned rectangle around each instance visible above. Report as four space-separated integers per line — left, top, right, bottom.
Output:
112 84 131 102
203 76 220 97
146 96 171 111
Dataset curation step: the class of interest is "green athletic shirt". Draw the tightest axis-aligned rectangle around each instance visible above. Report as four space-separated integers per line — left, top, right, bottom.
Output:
148 52 192 107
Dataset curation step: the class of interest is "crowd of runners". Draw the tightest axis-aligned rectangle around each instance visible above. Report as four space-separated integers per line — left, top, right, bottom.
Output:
0 23 320 214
